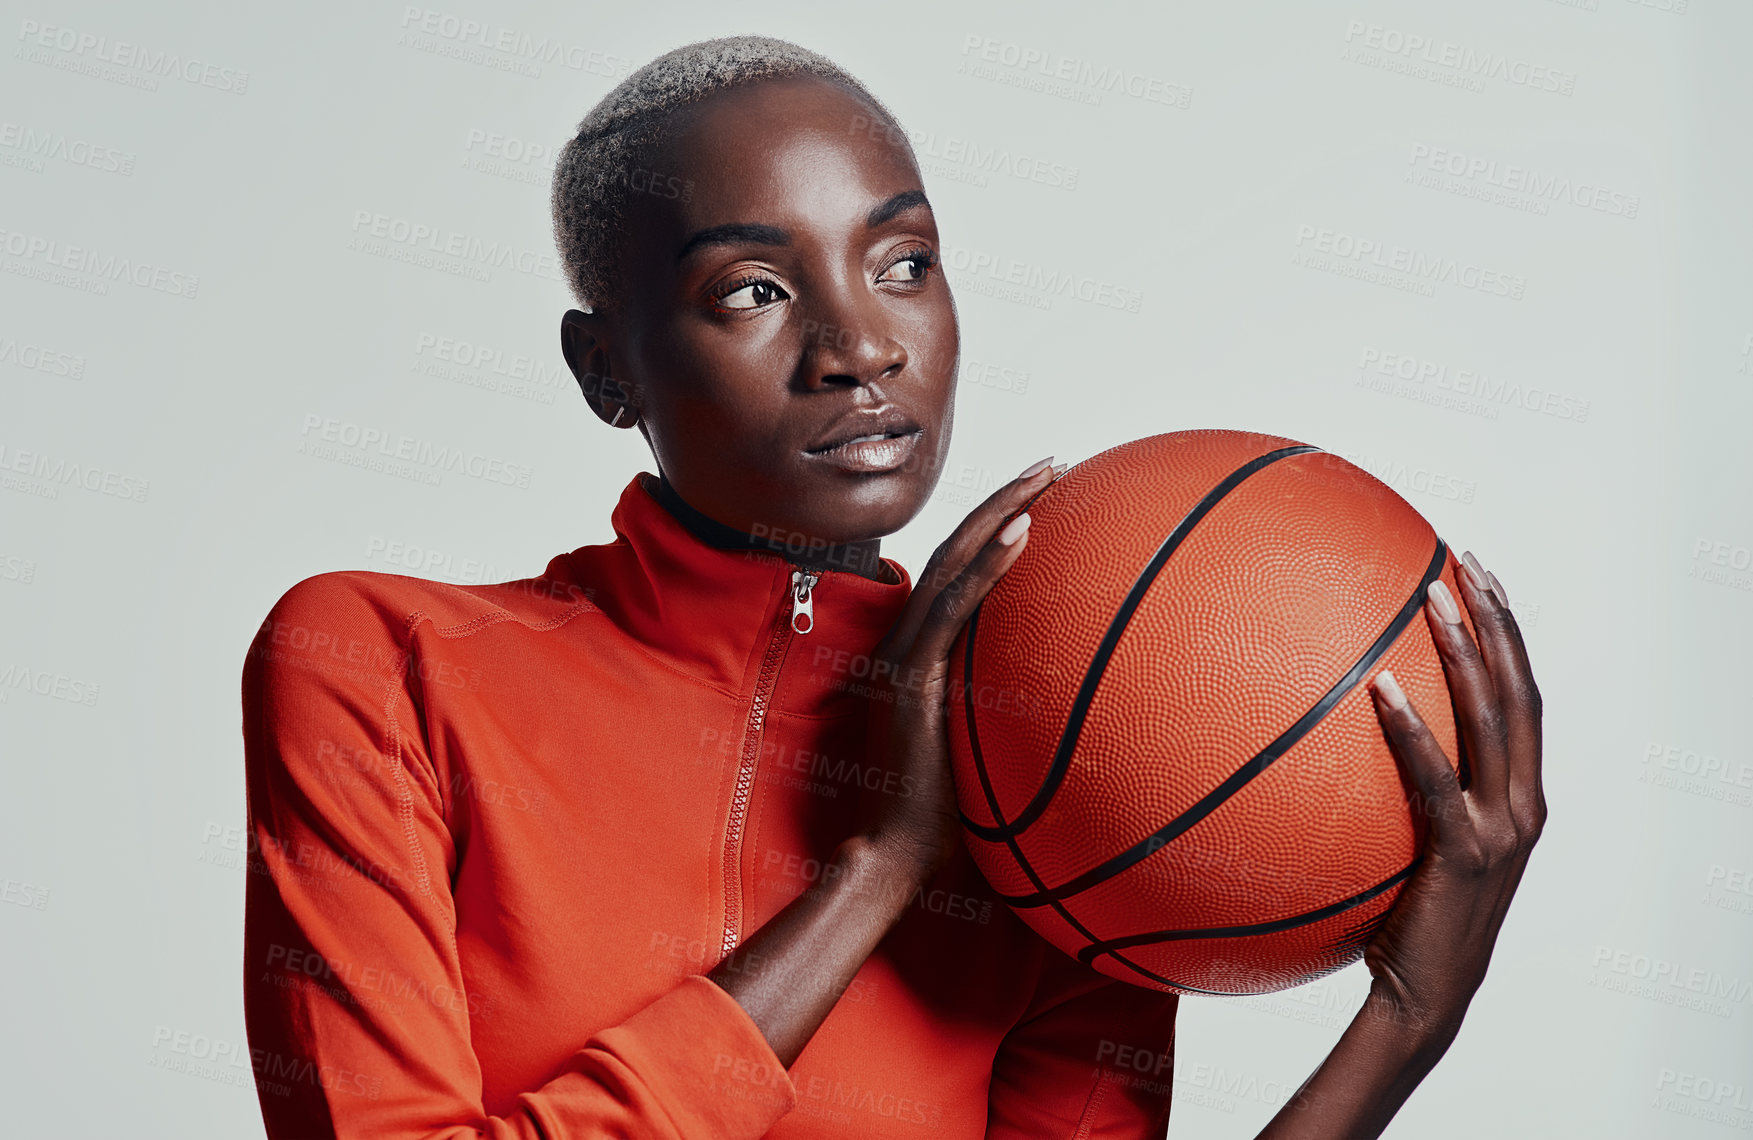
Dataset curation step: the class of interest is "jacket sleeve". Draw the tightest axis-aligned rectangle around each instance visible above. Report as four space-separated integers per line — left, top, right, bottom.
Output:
241 574 797 1139
985 945 1179 1139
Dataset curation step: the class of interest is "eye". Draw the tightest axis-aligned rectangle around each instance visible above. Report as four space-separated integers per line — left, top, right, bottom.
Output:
877 247 938 285
713 276 789 311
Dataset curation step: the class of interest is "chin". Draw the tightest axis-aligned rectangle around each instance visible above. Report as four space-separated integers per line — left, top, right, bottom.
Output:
781 480 918 546
849 477 936 538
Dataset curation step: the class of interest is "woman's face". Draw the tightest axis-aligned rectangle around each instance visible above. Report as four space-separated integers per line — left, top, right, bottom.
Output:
567 75 957 548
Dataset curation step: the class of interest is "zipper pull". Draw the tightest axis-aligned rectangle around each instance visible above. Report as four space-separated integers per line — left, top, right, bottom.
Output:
790 569 819 635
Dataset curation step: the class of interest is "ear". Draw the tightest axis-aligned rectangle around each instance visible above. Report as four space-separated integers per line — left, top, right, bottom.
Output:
559 309 634 424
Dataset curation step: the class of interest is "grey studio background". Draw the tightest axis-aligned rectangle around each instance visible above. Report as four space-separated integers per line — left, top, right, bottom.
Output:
3 0 1750 1136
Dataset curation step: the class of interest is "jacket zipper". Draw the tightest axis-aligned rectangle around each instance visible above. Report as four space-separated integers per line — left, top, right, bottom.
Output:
721 565 820 957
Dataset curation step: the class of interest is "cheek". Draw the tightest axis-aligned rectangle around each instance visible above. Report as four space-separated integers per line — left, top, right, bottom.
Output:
898 303 958 399
909 310 959 477
925 402 956 482
658 398 785 467
642 335 786 438
683 391 804 479
923 341 959 428
919 299 959 371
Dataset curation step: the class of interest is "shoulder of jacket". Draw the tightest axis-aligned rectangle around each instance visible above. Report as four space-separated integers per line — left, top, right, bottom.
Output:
262 566 594 651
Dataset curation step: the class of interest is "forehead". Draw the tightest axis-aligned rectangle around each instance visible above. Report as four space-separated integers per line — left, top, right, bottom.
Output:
635 75 925 246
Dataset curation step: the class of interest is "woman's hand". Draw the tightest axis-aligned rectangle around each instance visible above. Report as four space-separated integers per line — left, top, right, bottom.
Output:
858 455 1063 887
1360 551 1547 1038
704 455 1059 1067
1255 552 1546 1139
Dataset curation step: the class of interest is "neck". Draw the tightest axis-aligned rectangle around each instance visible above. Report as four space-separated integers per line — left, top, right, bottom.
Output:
642 471 893 583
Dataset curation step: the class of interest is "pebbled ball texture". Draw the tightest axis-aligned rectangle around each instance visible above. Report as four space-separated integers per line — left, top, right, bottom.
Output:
946 430 1471 996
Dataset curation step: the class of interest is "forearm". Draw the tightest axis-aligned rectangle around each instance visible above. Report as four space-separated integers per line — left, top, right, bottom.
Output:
707 834 922 1067
1251 987 1460 1140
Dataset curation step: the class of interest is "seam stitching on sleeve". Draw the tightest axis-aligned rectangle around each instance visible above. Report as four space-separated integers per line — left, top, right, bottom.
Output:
383 602 600 925
383 621 435 904
429 599 596 639
428 600 752 703
1071 1062 1115 1140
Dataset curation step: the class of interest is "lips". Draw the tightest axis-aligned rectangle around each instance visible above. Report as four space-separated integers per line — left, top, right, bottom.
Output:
803 406 924 454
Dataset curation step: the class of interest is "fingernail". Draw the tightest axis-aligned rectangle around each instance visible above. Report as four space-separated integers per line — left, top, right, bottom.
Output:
1374 669 1408 710
1486 570 1509 607
1050 463 1070 479
1460 550 1489 594
1427 580 1462 625
1019 456 1054 480
998 512 1032 546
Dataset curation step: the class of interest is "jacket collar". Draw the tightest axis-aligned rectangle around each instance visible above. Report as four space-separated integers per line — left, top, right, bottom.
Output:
549 472 913 699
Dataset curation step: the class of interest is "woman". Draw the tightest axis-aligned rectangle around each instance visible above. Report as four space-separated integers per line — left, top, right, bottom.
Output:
241 35 1544 1139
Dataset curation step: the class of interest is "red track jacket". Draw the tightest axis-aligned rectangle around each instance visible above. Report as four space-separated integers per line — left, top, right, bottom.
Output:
241 471 1181 1139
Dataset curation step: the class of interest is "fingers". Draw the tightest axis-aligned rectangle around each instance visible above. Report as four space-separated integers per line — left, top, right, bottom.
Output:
1455 551 1546 840
906 510 1033 668
1423 575 1510 809
1370 671 1472 854
881 456 1060 664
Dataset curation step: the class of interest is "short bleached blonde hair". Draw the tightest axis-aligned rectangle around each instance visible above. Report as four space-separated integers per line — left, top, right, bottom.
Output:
551 34 902 313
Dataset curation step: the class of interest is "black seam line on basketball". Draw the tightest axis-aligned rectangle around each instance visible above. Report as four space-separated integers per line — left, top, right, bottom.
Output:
958 602 1231 995
952 446 1371 999
959 604 1011 835
1075 860 1420 966
1101 951 1274 997
955 465 1077 834
962 444 1323 844
997 536 1449 910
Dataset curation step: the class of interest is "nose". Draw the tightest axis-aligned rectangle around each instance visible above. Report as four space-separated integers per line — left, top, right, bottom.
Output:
796 291 907 394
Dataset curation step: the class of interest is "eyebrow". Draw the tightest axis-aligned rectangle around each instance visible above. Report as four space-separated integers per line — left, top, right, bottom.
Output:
675 189 932 263
867 188 931 228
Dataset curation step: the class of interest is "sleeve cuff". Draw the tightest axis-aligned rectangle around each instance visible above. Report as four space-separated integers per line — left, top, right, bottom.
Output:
583 975 798 1138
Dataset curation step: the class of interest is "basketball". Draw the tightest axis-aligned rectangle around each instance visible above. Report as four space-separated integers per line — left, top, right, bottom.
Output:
946 429 1471 996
